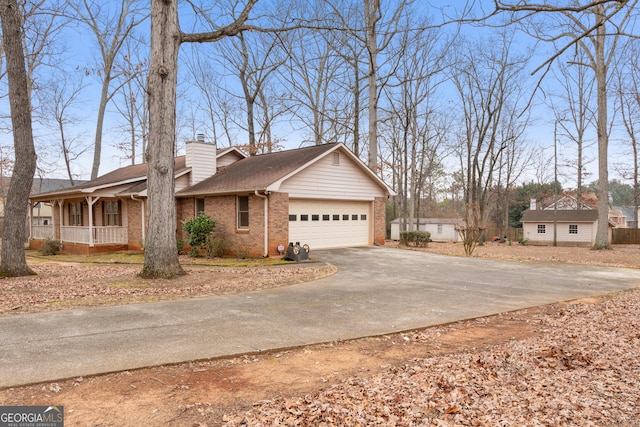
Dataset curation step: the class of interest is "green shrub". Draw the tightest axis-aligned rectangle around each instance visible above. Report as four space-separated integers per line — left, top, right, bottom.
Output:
400 231 431 248
182 213 217 257
38 239 60 256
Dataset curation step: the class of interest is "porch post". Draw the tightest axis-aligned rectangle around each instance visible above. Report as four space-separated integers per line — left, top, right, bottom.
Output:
57 199 63 241
28 199 32 239
86 196 101 247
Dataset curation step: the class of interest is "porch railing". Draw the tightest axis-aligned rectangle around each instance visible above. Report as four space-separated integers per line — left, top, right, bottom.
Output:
32 225 55 240
60 226 127 245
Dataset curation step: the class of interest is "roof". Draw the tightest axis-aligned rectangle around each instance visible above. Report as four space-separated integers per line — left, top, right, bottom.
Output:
612 205 636 220
391 217 463 225
31 157 189 199
176 143 392 197
521 209 599 222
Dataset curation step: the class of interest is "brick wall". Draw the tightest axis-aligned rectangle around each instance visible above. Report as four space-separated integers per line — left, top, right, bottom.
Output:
374 196 387 246
127 198 144 251
176 192 290 258
267 192 289 256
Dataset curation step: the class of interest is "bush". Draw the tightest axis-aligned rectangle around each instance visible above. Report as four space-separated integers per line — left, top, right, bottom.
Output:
38 239 60 256
206 237 228 258
400 231 431 248
182 213 217 257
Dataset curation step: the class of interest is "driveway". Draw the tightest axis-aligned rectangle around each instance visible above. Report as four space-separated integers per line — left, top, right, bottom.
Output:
2 246 640 388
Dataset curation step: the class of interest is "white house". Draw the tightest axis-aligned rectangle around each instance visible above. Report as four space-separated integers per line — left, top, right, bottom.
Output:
520 209 612 246
390 218 462 242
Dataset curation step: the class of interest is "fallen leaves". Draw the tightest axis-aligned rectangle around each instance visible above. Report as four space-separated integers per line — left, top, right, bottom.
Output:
223 289 640 426
0 263 337 316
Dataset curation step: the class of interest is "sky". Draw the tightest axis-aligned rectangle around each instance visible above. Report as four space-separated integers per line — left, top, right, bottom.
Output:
1 0 636 192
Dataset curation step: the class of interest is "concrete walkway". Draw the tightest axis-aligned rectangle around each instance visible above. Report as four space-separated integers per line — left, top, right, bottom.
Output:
2 246 640 389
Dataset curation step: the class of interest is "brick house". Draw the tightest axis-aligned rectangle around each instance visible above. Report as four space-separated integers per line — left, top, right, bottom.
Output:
29 143 393 256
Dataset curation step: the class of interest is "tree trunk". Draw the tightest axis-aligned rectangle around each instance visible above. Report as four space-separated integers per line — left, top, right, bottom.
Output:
364 0 379 172
91 74 110 179
593 7 610 249
0 0 37 277
140 0 184 279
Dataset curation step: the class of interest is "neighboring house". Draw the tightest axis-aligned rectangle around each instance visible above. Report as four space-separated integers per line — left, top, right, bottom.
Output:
0 177 82 232
612 205 637 228
29 142 394 256
30 178 87 226
520 209 612 246
390 218 462 242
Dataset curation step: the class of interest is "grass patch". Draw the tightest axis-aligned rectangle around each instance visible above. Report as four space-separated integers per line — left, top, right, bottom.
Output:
26 250 292 267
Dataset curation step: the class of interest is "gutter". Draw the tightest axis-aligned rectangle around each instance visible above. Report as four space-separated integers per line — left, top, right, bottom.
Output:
254 190 269 257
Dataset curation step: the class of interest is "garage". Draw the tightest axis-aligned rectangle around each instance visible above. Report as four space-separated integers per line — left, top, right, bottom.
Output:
288 199 371 250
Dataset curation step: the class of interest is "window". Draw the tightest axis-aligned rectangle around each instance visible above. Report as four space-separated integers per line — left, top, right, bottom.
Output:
569 224 578 234
196 198 205 215
333 214 340 221
343 214 349 220
361 214 367 221
104 201 121 226
323 214 330 221
537 224 546 234
312 214 319 221
437 224 443 234
301 214 309 221
332 152 340 165
352 214 358 220
289 214 297 221
69 202 83 226
237 196 249 229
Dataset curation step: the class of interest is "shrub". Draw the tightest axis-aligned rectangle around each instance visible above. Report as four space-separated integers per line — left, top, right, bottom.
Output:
182 213 217 257
38 239 60 256
206 237 228 258
400 231 431 248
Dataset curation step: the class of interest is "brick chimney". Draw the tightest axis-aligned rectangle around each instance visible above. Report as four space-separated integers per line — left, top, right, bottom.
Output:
185 135 217 185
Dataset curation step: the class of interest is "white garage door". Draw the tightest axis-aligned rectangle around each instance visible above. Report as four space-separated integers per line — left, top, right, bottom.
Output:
288 200 371 250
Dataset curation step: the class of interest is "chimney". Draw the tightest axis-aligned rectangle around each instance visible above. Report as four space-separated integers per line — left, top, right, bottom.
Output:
530 198 537 210
185 136 217 185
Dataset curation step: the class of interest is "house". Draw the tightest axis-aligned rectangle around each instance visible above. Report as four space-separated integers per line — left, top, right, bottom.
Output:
611 205 637 228
390 218 462 242
520 209 612 246
28 142 394 256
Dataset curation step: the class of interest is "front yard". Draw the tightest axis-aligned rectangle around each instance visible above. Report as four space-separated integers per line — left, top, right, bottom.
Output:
1 244 639 426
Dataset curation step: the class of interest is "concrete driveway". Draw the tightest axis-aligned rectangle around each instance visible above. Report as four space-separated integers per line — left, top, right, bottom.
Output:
2 246 640 388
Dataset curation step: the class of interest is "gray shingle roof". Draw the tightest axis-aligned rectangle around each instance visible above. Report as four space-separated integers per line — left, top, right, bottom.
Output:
521 209 599 222
176 143 340 197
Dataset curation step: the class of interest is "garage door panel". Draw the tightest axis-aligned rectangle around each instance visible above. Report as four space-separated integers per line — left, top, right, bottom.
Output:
289 200 370 250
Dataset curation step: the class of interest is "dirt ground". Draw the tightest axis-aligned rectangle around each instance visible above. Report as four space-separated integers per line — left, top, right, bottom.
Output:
1 243 639 426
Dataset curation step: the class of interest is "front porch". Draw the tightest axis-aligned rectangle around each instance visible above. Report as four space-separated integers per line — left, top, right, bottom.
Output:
31 225 128 253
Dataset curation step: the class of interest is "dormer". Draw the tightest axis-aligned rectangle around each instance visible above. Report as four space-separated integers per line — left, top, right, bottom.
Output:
185 134 217 186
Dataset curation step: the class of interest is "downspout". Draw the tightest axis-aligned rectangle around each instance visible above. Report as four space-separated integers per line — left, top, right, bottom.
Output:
254 190 269 257
131 195 145 243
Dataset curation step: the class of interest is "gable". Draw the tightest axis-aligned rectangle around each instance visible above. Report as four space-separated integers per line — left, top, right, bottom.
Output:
278 150 387 200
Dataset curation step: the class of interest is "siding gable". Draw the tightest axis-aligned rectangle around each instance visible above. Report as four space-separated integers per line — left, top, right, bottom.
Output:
278 152 386 200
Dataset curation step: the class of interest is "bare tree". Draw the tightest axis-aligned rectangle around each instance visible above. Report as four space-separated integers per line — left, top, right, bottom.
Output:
550 47 596 208
112 36 148 165
613 44 640 228
218 27 286 155
451 31 531 255
494 0 639 248
0 0 37 276
66 0 148 179
36 74 90 184
381 13 450 235
142 0 258 279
